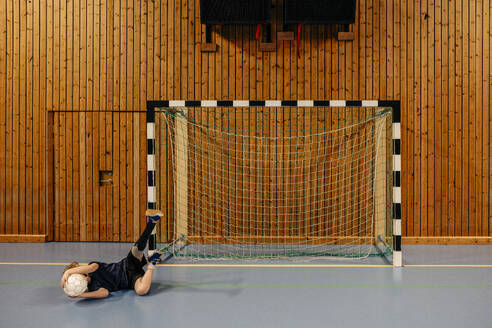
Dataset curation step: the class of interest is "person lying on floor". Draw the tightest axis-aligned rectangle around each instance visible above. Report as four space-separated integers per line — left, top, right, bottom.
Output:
60 210 164 298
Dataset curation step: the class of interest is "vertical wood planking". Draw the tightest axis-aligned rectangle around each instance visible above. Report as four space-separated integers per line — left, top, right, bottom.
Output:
403 0 412 235
57 0 66 241
130 0 138 241
127 0 139 240
0 0 7 234
105 0 113 241
132 0 140 240
365 0 373 99
358 0 366 100
112 0 121 241
125 0 132 241
167 0 174 99
476 0 484 236
79 0 87 241
120 0 127 241
447 0 456 236
126 0 135 241
456 0 463 236
26 0 33 235
5 0 13 235
46 112 54 240
72 0 80 241
86 0 94 241
473 0 480 234
138 0 145 240
97 0 106 241
102 0 110 241
118 0 127 241
67 0 74 241
86 112 94 241
489 0 492 236
18 0 26 236
469 0 478 236
372 0 380 99
427 0 436 237
434 0 442 236
441 0 449 236
93 0 100 241
421 0 429 237
106 1 113 240
1 0 491 242
11 0 19 235
483 0 491 236
413 0 422 236
40 0 49 238
54 114 60 239
45 0 53 239
465 0 474 236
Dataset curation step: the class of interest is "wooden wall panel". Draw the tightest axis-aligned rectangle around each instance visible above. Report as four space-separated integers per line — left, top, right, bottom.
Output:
0 0 490 243
0 0 6 235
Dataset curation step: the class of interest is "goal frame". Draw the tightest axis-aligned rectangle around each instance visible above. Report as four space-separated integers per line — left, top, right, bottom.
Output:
146 99 402 266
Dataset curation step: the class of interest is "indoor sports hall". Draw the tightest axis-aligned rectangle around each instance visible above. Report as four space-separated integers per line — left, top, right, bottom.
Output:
0 1 491 327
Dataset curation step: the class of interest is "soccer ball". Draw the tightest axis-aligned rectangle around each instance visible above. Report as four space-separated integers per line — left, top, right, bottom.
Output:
63 273 88 297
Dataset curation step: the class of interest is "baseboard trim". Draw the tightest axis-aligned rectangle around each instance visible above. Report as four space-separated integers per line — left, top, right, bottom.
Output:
403 237 492 244
0 234 48 243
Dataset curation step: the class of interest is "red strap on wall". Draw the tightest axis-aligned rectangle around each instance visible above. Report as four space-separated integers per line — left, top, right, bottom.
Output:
256 24 261 40
296 23 303 58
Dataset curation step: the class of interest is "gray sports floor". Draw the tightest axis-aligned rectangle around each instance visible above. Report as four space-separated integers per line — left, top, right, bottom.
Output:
1 243 492 328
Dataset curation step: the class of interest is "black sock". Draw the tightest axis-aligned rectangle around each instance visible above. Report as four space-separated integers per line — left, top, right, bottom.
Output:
135 222 156 251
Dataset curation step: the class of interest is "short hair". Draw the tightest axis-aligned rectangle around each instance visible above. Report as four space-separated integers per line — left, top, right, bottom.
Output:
63 261 80 275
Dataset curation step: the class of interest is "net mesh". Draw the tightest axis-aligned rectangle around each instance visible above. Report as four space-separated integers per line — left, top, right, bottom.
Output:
155 106 393 260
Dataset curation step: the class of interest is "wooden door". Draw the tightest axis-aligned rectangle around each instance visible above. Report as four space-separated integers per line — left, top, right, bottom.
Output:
51 112 146 242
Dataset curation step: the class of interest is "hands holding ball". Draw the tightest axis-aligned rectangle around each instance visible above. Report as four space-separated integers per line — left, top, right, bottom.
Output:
62 273 88 297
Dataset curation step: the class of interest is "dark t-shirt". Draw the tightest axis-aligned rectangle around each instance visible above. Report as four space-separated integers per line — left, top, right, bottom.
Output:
87 260 129 292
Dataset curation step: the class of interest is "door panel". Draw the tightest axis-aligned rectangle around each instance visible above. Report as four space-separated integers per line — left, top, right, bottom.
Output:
52 112 145 241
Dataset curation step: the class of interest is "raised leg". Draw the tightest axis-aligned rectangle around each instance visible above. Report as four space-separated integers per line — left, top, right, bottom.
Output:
131 210 163 260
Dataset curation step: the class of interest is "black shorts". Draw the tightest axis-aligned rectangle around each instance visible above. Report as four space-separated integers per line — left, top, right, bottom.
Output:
125 251 147 290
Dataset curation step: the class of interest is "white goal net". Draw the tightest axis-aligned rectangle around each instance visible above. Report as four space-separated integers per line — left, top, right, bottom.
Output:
154 105 393 260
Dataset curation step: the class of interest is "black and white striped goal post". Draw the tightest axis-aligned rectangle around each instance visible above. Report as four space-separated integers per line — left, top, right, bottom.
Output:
146 99 402 266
